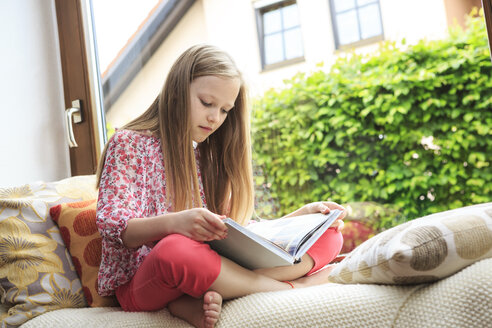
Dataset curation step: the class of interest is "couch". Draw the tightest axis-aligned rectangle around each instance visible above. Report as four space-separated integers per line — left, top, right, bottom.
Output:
1 175 491 328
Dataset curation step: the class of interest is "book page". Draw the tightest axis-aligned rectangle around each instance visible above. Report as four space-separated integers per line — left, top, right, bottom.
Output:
246 211 340 257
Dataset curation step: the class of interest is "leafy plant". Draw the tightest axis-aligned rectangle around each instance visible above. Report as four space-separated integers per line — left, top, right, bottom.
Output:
106 122 116 139
252 10 491 226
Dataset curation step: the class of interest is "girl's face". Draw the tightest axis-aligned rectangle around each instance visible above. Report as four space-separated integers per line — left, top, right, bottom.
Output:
189 75 240 143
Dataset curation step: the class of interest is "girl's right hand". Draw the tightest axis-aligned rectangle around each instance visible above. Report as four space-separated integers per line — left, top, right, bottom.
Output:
171 208 228 242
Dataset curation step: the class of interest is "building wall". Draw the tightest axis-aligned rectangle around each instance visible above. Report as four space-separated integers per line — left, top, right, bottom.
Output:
105 0 470 128
200 0 262 93
443 0 483 27
381 0 448 44
0 0 70 187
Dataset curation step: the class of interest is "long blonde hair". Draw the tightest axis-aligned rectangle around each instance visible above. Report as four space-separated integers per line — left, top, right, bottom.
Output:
96 44 254 225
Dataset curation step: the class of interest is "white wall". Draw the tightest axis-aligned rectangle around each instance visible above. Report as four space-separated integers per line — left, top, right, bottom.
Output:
200 0 262 94
0 0 70 187
380 0 448 44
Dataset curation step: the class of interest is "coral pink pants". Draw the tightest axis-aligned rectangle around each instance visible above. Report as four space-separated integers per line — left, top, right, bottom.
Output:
116 228 343 311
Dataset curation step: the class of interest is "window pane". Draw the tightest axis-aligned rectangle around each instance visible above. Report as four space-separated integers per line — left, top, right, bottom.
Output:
264 33 284 65
94 0 160 73
356 0 377 6
282 3 300 30
336 10 360 45
263 9 282 34
333 0 355 13
92 0 163 130
284 28 303 59
359 4 382 39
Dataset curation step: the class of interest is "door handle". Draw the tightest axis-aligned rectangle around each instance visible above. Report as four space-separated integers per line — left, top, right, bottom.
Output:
65 99 83 148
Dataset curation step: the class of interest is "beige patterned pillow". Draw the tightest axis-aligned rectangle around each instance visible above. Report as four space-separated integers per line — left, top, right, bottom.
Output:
329 202 492 284
0 175 97 327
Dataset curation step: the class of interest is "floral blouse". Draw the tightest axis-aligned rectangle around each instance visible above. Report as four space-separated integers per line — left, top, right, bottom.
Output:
96 129 206 296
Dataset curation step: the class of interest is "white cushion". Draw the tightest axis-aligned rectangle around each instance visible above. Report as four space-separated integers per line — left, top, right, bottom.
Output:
329 202 492 284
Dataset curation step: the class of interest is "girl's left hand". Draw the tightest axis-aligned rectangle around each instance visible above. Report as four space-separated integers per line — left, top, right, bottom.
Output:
301 201 346 232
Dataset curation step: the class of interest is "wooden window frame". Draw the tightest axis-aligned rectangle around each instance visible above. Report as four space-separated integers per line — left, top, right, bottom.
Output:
55 0 106 176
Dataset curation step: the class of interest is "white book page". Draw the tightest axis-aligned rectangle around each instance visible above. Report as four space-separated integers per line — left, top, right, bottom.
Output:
246 211 340 256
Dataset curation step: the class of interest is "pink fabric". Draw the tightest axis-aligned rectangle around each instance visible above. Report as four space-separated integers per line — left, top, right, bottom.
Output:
306 227 343 275
96 130 206 296
116 234 221 311
116 228 342 311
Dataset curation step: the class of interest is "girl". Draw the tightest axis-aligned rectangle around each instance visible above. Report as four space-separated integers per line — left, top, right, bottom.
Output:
96 44 345 328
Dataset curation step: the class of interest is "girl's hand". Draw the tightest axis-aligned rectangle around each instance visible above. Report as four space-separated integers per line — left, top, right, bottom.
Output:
172 208 228 242
301 202 346 232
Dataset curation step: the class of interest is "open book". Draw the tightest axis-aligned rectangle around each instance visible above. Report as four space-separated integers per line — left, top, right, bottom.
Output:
208 209 342 270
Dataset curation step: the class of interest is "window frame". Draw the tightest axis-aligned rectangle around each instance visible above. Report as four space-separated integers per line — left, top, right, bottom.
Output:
483 0 492 61
55 0 106 175
255 0 305 71
329 0 384 50
54 0 196 175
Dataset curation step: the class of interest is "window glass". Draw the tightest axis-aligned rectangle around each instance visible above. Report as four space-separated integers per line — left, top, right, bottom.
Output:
92 0 162 131
93 0 160 74
331 0 383 48
264 33 284 65
333 0 355 12
284 28 303 59
359 4 382 39
336 10 360 45
263 9 282 34
282 3 300 30
356 0 377 7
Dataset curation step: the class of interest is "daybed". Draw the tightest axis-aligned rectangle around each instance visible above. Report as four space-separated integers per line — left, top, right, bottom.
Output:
1 175 491 328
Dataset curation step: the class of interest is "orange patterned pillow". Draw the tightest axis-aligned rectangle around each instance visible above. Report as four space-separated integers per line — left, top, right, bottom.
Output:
50 200 118 307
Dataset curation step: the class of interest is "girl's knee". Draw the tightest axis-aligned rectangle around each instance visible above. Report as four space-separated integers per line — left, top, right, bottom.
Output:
156 234 197 251
306 228 344 275
154 234 200 262
326 227 344 249
152 234 218 271
334 228 344 247
148 234 221 294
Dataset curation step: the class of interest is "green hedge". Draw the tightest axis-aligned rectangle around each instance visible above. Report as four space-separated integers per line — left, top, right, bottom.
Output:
252 11 492 226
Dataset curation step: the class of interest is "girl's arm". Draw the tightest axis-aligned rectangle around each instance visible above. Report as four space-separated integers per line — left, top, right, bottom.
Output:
121 208 228 249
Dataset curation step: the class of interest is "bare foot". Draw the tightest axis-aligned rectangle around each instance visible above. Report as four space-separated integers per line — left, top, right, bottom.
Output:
290 264 336 288
168 291 223 328
202 291 222 328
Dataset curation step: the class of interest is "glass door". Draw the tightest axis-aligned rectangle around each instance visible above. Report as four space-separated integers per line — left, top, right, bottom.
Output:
90 0 196 138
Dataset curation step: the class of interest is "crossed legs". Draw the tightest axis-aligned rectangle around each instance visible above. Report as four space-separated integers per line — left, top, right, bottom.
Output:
116 229 343 328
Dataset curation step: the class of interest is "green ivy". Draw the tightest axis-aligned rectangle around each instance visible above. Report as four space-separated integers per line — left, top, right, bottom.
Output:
106 122 115 139
252 10 492 226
